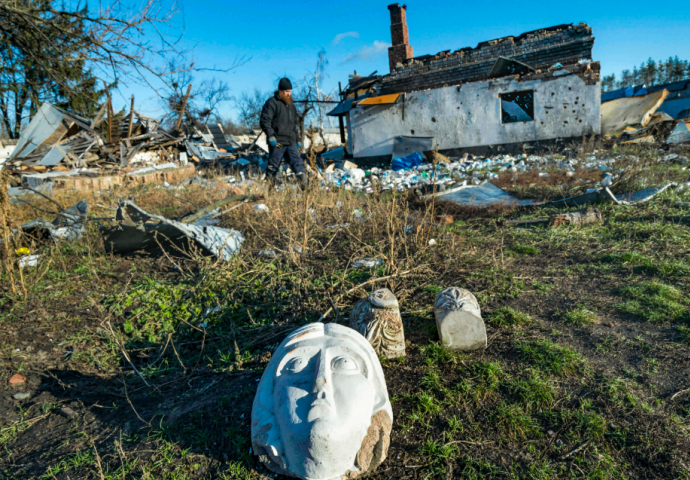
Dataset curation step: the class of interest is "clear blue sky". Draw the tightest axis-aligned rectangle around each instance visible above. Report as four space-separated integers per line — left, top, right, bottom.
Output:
115 0 690 123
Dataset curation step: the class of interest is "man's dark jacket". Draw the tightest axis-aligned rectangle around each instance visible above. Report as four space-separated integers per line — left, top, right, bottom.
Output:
260 92 299 145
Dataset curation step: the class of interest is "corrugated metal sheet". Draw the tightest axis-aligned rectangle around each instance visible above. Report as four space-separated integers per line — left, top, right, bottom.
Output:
601 89 669 134
10 103 69 160
327 90 373 116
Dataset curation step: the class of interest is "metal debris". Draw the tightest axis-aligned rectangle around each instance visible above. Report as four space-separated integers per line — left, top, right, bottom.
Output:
102 201 244 261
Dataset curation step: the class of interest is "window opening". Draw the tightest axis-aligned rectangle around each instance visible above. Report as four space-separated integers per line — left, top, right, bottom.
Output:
500 90 534 123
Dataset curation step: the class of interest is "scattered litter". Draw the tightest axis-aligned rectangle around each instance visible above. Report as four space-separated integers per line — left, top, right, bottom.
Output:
352 258 383 268
18 199 89 243
427 181 540 207
428 239 438 246
259 249 279 258
391 152 425 171
325 223 351 230
287 245 308 255
254 204 269 213
13 392 31 400
343 168 365 185
9 373 26 385
19 254 41 268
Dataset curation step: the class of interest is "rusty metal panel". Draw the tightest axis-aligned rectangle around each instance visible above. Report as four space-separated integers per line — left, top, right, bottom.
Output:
357 93 401 106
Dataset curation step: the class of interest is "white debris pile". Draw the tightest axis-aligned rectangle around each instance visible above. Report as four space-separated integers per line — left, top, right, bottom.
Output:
316 149 689 194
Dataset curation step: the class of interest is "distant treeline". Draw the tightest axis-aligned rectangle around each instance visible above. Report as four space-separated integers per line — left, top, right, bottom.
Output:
601 57 690 93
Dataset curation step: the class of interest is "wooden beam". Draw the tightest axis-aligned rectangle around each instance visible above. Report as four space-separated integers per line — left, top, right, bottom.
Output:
175 84 192 131
127 95 135 138
105 90 113 144
90 102 108 129
338 82 345 144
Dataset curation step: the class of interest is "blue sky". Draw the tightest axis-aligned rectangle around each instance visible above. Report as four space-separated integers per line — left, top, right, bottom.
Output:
115 0 690 122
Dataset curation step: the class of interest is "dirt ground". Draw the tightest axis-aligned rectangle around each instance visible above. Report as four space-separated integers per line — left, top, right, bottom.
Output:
1 143 690 479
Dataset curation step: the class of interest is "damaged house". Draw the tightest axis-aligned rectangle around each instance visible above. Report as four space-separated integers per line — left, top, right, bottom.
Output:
330 3 601 161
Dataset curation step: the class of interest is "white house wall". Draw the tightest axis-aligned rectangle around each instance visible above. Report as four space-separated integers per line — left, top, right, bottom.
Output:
350 73 601 158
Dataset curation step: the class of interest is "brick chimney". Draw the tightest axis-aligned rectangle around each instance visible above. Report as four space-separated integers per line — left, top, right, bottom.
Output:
387 3 413 72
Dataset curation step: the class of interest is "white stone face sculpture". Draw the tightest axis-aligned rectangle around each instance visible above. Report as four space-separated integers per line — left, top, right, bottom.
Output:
349 288 405 359
434 287 487 351
251 322 393 480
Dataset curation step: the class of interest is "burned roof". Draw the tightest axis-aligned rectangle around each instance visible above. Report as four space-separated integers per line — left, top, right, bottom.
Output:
379 22 595 96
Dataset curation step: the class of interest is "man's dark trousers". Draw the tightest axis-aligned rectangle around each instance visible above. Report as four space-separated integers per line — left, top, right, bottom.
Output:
266 144 305 178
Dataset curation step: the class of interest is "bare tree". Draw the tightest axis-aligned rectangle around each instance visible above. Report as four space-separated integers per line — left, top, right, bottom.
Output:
295 49 337 145
236 88 269 131
157 58 236 131
219 117 246 136
0 0 246 137
233 50 337 144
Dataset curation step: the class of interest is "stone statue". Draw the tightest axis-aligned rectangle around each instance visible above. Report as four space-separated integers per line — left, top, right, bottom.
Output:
434 287 487 351
349 288 405 359
251 322 393 480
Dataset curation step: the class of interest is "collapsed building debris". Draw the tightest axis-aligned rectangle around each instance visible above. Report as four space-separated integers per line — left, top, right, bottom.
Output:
1 199 90 246
601 89 669 135
329 5 601 162
601 80 690 144
103 200 244 261
668 119 690 144
19 200 89 242
2 97 269 195
603 79 690 120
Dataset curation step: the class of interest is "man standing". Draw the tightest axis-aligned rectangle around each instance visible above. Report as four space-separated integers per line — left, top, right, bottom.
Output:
260 77 308 186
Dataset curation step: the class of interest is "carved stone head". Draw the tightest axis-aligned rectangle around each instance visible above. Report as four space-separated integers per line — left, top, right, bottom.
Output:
433 287 486 351
251 323 393 480
434 287 481 316
350 288 405 359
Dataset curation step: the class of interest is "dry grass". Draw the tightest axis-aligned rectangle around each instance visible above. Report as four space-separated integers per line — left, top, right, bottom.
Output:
2 145 690 480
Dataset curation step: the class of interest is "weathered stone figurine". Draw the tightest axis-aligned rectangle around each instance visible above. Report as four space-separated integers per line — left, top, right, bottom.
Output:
349 288 405 359
434 287 487 351
251 322 393 480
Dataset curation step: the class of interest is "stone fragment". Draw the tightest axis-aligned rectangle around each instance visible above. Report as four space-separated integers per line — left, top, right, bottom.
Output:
350 288 405 359
252 323 393 480
9 373 26 385
434 287 487 351
59 406 78 419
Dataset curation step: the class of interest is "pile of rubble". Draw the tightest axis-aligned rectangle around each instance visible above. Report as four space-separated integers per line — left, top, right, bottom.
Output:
0 100 267 194
318 150 688 194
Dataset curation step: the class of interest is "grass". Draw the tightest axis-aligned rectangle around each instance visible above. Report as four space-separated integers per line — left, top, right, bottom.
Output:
676 325 690 344
488 306 534 327
419 342 456 366
510 243 540 256
2 147 690 479
491 403 541 440
562 305 598 326
514 339 587 377
618 281 690 323
505 372 557 412
602 251 690 277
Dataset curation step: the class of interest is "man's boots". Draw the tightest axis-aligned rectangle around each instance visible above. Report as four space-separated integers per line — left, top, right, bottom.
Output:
296 172 309 189
265 172 281 191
